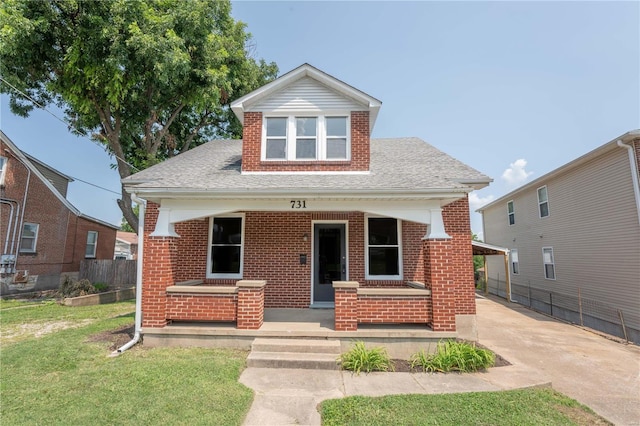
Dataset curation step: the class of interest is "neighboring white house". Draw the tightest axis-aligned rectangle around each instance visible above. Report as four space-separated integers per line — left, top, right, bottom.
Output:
114 231 138 260
478 130 640 344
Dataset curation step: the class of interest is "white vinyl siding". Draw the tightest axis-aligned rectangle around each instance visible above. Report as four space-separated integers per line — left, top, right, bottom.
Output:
249 77 365 112
481 146 640 333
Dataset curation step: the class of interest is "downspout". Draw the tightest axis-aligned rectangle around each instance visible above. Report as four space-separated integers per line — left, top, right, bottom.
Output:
1 198 16 254
115 194 146 354
617 139 640 227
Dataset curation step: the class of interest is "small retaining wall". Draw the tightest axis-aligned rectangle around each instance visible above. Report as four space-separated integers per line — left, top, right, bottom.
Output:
63 287 135 307
164 280 266 329
333 281 432 331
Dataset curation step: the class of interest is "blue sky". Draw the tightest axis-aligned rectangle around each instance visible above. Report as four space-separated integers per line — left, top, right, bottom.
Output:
1 1 638 238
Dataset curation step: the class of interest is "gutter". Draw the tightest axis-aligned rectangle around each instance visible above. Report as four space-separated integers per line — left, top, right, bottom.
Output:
114 194 146 354
617 138 640 226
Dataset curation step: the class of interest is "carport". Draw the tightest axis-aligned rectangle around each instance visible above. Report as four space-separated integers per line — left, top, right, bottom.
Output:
472 241 510 300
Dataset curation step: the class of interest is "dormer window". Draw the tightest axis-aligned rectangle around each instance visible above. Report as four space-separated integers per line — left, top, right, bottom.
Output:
263 115 350 161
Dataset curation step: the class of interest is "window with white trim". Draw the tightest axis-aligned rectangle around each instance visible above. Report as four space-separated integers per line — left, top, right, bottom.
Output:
542 247 555 280
0 156 7 186
507 200 515 225
365 216 402 280
263 115 349 161
85 231 98 258
511 249 519 275
538 186 549 218
207 215 244 278
20 223 39 253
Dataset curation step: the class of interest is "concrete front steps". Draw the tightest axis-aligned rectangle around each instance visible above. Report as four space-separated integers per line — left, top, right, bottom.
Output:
247 338 341 370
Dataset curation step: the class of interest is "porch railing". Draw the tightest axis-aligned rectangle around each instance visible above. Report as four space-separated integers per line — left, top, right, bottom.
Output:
165 280 266 329
333 281 432 331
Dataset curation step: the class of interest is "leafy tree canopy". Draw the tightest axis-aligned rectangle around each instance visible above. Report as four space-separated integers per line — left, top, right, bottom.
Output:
1 0 278 231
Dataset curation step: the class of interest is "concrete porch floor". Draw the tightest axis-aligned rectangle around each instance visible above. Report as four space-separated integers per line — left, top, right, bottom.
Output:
142 308 458 358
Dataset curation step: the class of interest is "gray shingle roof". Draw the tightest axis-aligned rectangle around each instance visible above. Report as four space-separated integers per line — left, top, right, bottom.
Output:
122 137 491 194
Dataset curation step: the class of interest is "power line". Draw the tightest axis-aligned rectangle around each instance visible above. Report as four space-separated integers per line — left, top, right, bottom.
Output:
0 76 140 173
67 175 121 196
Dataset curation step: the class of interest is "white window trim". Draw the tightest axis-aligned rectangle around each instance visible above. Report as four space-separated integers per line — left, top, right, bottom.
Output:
507 200 515 226
206 213 245 279
364 214 403 281
542 246 556 280
0 156 7 186
85 231 98 258
511 248 519 275
261 113 351 162
537 185 550 218
20 223 39 253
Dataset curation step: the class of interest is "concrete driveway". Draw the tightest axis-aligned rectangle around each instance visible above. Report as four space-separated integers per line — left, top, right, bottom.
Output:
477 295 640 426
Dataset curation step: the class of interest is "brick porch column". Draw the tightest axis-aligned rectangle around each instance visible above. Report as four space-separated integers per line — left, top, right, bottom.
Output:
333 281 359 331
236 280 266 329
141 235 178 327
423 239 456 332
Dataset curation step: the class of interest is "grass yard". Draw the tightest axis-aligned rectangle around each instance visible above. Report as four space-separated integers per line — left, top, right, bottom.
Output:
0 299 253 426
320 389 612 426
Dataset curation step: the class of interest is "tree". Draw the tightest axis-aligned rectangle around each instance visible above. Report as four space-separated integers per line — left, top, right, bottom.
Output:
120 204 139 232
1 0 278 232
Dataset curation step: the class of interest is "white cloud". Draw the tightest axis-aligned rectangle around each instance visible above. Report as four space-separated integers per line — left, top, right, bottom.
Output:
468 192 495 211
501 159 533 188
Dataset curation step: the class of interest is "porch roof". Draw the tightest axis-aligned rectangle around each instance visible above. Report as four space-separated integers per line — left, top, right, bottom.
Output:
122 137 491 198
472 241 509 256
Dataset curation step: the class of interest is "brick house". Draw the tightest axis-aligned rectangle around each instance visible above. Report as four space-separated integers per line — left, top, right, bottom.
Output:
123 64 492 349
0 131 118 294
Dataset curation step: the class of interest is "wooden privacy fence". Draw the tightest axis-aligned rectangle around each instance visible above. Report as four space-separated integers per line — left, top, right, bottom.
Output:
79 259 137 287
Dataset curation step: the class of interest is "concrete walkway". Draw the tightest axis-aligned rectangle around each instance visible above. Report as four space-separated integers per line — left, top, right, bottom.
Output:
239 296 640 425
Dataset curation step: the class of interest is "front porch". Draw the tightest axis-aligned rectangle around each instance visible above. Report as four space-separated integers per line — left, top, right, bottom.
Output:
142 307 464 358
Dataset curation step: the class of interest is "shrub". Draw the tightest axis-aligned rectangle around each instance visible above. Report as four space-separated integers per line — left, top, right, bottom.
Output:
339 341 394 374
58 277 98 298
410 340 495 373
93 282 109 292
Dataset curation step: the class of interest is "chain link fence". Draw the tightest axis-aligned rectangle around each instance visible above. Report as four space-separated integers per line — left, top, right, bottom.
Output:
482 278 638 344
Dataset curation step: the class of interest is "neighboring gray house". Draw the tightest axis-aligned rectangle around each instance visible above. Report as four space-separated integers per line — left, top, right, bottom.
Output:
478 130 640 344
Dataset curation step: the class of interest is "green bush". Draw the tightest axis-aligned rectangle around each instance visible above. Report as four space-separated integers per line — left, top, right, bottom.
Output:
410 340 495 373
92 282 109 292
339 341 394 374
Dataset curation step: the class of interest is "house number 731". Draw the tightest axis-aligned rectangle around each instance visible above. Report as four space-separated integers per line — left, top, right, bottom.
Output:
290 200 307 209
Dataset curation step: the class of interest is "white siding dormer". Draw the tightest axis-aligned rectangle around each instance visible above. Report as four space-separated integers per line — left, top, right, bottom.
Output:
249 77 366 113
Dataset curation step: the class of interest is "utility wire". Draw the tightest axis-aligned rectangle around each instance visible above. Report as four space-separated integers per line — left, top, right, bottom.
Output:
66 175 121 196
0 76 140 172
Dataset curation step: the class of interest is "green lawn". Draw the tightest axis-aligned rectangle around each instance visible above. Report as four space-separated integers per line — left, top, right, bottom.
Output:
0 299 253 425
320 389 612 426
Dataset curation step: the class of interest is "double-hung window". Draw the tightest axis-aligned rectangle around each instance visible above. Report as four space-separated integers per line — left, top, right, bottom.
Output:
538 186 549 218
507 200 515 225
511 249 519 275
263 115 349 161
542 247 555 280
208 215 244 279
366 217 402 280
0 156 7 186
20 223 39 253
85 231 98 258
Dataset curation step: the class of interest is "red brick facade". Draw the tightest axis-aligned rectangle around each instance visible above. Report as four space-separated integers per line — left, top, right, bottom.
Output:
140 196 476 332
1 139 116 290
240 111 370 172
